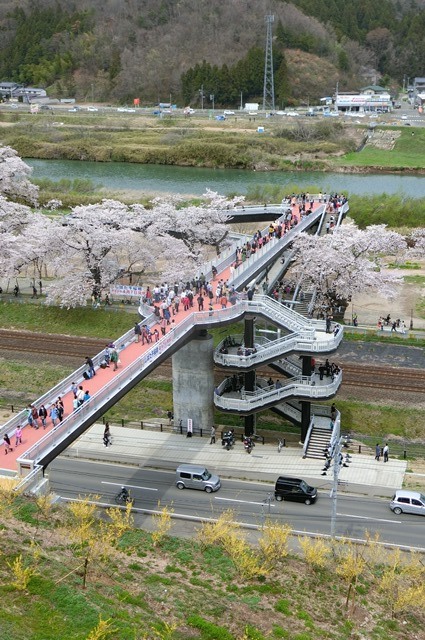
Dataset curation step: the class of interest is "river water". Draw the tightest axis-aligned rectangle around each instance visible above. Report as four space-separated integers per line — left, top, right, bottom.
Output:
26 158 425 197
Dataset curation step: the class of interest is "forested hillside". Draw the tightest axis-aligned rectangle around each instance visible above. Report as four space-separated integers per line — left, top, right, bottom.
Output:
0 0 424 106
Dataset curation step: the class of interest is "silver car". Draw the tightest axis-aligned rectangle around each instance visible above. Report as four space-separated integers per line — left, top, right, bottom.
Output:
390 490 425 516
176 464 221 493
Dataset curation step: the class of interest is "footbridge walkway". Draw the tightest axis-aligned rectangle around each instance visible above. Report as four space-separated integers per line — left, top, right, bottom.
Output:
0 195 344 488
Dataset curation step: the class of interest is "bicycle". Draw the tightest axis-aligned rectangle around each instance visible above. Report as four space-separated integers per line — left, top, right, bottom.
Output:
277 439 284 453
114 487 132 505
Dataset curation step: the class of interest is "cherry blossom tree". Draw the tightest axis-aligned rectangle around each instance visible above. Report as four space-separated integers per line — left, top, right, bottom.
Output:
0 146 38 205
0 196 51 279
44 200 158 307
147 190 241 256
291 222 406 312
44 192 242 307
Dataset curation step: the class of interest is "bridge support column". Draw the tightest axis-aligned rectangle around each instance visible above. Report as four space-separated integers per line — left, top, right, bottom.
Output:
300 355 312 442
172 330 214 432
300 402 311 443
244 316 256 437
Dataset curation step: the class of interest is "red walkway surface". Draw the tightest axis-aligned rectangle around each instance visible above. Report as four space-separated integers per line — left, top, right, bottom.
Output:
1 202 313 473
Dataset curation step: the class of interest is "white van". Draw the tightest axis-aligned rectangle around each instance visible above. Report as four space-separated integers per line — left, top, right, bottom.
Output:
390 490 425 516
176 465 221 493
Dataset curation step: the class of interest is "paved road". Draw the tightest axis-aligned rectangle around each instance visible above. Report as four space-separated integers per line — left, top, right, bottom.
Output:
48 458 425 551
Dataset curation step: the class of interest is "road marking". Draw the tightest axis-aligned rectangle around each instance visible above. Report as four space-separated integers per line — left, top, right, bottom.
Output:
215 497 275 507
101 481 157 491
59 497 425 552
337 512 400 524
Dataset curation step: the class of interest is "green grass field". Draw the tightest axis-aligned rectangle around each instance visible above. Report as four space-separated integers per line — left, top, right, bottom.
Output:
336 127 425 169
0 301 137 338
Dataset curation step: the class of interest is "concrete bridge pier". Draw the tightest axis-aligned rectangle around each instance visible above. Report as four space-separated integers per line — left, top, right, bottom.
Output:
172 330 215 433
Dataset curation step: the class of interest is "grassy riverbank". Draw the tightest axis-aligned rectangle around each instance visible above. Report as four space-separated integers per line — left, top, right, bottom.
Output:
2 111 425 175
0 111 359 171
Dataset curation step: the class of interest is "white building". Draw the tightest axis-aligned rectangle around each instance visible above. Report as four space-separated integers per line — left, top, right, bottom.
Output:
335 92 392 113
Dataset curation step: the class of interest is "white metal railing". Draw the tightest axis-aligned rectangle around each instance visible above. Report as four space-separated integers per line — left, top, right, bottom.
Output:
214 370 342 411
14 464 44 493
0 319 139 445
302 416 317 457
195 204 290 282
302 407 341 457
230 205 326 289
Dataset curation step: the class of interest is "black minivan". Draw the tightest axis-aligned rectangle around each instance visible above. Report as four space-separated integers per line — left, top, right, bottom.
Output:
274 476 318 505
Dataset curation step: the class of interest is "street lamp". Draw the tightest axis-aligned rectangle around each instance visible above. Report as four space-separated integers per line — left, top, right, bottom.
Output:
210 93 215 112
199 85 205 110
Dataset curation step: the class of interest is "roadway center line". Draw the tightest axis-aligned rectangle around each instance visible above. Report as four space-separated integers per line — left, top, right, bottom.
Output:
337 512 401 524
101 481 158 491
215 497 275 507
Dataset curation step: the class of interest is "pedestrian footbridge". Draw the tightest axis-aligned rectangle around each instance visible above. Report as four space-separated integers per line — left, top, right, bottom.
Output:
0 194 345 487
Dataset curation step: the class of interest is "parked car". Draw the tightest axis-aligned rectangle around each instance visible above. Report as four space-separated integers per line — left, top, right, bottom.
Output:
274 476 317 504
223 110 235 115
390 490 425 516
68 106 80 112
87 106 98 112
39 105 53 111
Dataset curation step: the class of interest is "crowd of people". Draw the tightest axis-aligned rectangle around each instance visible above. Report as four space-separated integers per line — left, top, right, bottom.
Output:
139 277 248 339
377 315 407 334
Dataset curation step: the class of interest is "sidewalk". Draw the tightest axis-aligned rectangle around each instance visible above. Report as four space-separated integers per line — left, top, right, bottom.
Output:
62 424 407 498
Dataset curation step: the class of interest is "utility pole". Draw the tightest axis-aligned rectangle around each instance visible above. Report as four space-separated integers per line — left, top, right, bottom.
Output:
327 416 351 539
199 85 204 111
263 14 275 112
210 94 215 112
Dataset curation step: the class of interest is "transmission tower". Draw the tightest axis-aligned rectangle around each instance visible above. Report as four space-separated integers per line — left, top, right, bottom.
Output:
263 14 275 112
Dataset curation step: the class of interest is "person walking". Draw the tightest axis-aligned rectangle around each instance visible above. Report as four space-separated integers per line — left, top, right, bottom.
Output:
49 404 59 426
15 426 22 447
103 346 111 367
76 386 85 406
3 433 13 454
57 397 64 422
210 425 216 444
38 404 48 428
103 422 111 447
110 347 119 371
375 443 381 461
31 404 39 429
134 322 142 342
85 356 96 378
383 443 389 463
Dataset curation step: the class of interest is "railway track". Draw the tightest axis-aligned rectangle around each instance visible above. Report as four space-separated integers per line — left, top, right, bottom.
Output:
0 329 424 394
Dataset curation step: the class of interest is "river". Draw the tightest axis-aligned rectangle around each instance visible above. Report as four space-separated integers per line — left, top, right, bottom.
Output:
26 158 425 197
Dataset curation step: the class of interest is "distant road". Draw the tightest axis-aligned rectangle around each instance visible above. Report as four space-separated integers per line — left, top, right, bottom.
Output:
49 458 425 551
